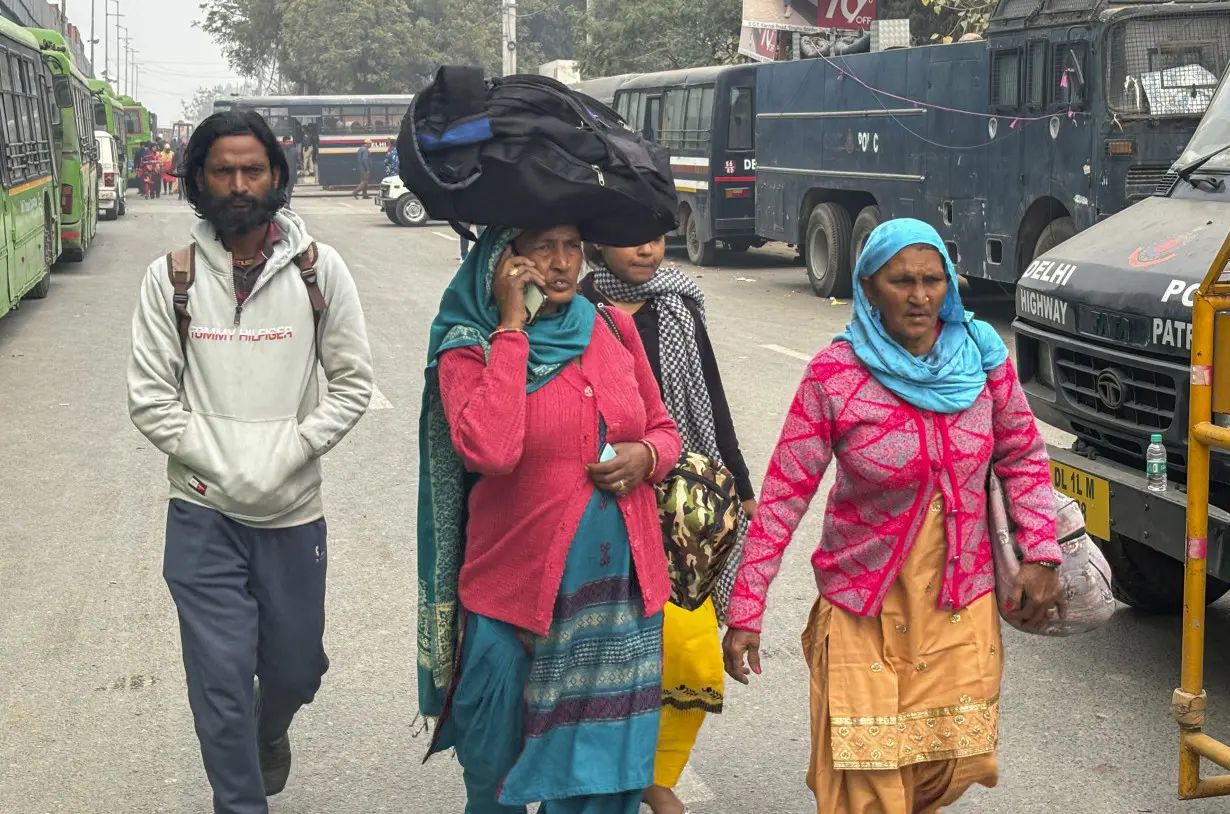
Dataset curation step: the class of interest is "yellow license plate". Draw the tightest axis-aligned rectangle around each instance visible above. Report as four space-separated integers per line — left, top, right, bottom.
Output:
1049 461 1110 540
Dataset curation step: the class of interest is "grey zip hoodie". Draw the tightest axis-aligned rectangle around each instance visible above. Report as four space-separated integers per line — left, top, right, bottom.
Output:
127 209 373 528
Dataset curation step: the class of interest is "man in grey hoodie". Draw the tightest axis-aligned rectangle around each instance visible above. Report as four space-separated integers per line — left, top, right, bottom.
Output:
127 110 373 814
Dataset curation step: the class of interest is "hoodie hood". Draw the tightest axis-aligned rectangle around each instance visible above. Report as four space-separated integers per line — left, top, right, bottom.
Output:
190 207 314 280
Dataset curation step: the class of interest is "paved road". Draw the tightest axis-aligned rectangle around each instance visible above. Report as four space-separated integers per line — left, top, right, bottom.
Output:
2 195 1229 813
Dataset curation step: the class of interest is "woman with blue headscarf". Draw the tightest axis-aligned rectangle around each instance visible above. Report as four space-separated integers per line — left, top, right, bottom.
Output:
723 218 1063 812
417 224 682 813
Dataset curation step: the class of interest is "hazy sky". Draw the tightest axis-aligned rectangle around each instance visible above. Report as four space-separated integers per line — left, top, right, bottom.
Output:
76 0 246 123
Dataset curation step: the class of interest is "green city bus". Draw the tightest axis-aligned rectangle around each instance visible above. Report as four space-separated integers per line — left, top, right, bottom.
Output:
0 19 63 317
29 28 98 262
89 78 128 192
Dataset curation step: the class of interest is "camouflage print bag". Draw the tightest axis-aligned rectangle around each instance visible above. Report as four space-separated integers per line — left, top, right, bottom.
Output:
657 451 741 610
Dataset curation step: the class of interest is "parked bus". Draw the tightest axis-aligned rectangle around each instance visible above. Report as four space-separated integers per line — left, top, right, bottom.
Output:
30 28 98 262
613 65 764 266
0 19 63 316
570 73 642 107
214 94 414 188
89 78 128 203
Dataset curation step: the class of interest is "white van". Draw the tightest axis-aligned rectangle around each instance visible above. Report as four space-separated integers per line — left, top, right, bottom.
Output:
377 175 429 227
95 130 126 220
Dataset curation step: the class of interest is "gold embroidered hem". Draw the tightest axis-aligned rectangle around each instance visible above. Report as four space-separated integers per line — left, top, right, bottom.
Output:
802 491 1002 813
830 694 1000 769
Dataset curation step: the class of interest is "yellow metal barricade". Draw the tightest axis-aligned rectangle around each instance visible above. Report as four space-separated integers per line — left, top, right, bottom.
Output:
1177 230 1230 799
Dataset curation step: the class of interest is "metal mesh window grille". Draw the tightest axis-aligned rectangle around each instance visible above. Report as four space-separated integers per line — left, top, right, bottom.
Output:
991 50 1022 108
1105 14 1230 116
1052 42 1086 107
1025 40 1047 106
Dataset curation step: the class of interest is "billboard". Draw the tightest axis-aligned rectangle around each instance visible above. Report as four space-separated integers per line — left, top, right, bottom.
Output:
816 0 878 30
739 0 877 53
738 25 783 62
741 0 822 33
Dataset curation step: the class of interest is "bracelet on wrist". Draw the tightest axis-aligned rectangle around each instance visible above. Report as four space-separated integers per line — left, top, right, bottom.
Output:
489 326 527 342
639 439 658 479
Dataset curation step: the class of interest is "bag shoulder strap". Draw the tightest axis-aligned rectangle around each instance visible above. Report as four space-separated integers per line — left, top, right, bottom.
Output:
165 244 196 353
293 241 326 334
595 302 623 344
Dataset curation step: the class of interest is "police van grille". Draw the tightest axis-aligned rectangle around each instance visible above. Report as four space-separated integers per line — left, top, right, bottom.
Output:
1125 165 1171 202
1054 348 1177 430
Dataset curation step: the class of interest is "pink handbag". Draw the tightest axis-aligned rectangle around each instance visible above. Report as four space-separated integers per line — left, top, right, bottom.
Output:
987 472 1116 636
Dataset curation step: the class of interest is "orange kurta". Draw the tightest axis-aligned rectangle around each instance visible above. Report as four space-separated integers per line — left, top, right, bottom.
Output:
802 492 1002 813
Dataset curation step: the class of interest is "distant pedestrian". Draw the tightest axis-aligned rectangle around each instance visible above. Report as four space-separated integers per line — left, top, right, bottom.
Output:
383 137 399 179
126 110 374 814
160 144 176 195
282 136 299 208
352 138 372 199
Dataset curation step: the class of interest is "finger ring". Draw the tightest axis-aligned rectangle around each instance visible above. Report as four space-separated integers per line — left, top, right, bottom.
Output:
616 479 625 493
508 268 521 277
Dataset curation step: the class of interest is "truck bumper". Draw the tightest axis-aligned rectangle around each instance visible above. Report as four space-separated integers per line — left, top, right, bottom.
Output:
1048 444 1230 581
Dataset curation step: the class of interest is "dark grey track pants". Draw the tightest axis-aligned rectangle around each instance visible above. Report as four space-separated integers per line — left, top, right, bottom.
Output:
164 499 329 814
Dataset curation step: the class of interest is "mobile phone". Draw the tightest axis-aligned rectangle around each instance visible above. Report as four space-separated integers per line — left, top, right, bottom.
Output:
600 443 617 463
511 242 547 325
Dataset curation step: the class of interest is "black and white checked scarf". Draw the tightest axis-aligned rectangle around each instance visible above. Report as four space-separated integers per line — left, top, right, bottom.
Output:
590 263 748 620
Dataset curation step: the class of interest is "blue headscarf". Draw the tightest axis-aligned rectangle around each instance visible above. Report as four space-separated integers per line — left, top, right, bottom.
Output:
833 218 1009 414
416 226 595 717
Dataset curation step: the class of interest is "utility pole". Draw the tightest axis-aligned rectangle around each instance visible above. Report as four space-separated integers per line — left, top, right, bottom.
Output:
109 1 122 87
501 0 517 77
90 0 95 68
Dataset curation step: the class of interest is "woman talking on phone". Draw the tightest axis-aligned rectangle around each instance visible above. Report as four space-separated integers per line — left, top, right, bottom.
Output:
417 224 682 813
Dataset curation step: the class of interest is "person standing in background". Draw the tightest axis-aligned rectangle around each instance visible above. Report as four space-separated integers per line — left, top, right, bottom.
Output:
383 137 399 179
282 136 300 208
352 138 372 199
581 237 756 814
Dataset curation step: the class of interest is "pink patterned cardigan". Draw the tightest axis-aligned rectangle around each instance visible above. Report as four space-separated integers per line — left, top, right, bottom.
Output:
728 341 1061 633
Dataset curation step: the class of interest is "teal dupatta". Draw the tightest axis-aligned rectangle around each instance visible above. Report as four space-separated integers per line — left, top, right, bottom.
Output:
416 226 596 717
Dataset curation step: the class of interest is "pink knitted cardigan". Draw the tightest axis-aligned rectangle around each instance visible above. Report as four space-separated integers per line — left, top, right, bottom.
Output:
728 341 1060 633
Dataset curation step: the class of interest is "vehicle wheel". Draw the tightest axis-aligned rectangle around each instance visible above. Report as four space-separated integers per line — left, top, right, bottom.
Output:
685 209 717 266
1098 533 1230 614
1032 216 1077 262
805 203 853 298
850 205 882 271
24 270 50 300
385 208 399 225
63 247 85 263
118 198 126 216
395 194 428 227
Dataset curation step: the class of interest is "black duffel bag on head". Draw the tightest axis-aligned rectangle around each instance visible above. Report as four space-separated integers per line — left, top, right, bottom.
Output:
399 66 678 246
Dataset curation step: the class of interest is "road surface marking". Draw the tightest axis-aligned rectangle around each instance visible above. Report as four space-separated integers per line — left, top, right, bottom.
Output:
676 765 715 804
370 385 393 410
433 231 457 241
760 343 814 362
338 201 357 209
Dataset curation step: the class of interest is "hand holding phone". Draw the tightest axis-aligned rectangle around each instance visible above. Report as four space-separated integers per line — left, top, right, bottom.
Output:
492 245 548 331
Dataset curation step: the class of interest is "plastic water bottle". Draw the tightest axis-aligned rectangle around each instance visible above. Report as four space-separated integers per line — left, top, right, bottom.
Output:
1147 433 1167 492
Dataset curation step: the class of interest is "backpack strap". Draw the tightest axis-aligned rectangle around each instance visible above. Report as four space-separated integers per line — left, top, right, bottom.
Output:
165 244 196 353
293 241 326 334
596 303 623 343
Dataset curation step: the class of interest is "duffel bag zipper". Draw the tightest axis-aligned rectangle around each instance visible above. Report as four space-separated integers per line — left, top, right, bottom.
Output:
593 165 605 186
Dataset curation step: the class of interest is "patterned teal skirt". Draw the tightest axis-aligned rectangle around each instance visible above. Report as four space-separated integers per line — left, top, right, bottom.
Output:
434 486 664 813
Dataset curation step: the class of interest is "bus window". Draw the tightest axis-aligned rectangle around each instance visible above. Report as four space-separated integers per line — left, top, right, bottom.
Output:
0 54 17 150
627 92 643 136
643 95 661 142
662 88 685 149
728 86 753 151
683 86 714 151
341 105 370 133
